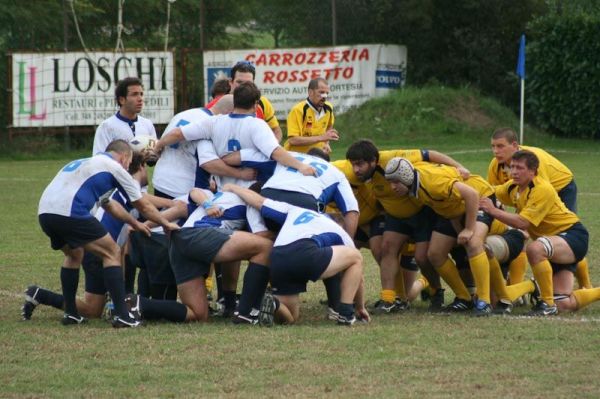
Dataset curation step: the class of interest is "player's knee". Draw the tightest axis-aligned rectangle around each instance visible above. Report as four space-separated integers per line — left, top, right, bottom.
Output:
526 240 549 263
427 250 446 268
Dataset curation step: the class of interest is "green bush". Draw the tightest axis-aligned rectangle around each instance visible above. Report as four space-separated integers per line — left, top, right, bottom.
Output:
528 7 600 138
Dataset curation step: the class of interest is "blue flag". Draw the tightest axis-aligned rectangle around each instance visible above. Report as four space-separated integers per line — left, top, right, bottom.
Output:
516 34 526 79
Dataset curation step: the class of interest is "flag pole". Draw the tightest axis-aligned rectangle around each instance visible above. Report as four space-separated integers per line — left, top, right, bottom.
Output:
519 78 524 144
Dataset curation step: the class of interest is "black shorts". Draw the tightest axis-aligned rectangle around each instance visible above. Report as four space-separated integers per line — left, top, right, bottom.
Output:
501 229 526 267
81 252 106 295
39 213 108 250
550 222 589 272
433 208 495 238
169 227 232 285
270 239 332 295
558 179 577 213
355 215 385 242
129 231 176 285
400 255 418 271
385 206 435 243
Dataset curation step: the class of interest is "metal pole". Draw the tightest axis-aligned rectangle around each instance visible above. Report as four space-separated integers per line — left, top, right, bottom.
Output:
62 0 71 151
519 79 525 144
331 0 337 45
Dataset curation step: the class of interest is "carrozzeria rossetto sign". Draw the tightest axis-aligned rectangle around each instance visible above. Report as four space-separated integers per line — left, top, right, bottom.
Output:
11 51 174 127
204 44 406 120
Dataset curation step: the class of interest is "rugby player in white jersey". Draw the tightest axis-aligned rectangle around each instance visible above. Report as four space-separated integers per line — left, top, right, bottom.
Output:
153 81 315 178
93 77 157 158
37 139 179 327
125 186 273 324
223 184 369 326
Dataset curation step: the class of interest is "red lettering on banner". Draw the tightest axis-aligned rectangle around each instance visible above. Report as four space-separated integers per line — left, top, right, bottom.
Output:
282 53 293 66
256 54 267 65
295 53 306 64
318 52 327 64
250 48 369 67
358 48 369 61
264 71 274 83
261 67 354 84
269 53 281 66
246 54 256 62
306 53 316 64
341 50 350 62
343 67 354 78
329 51 339 63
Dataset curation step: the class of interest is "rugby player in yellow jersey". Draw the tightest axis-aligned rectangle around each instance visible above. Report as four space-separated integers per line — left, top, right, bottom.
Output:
345 140 470 313
480 150 600 315
383 158 496 316
331 159 433 311
488 127 591 289
285 78 338 155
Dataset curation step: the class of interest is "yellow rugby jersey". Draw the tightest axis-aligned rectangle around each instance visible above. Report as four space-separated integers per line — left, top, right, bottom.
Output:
494 175 579 238
284 99 335 153
410 162 492 219
371 150 424 218
258 96 280 130
331 160 379 225
487 145 573 191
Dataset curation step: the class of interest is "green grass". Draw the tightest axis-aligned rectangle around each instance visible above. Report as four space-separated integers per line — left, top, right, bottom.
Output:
2 87 600 397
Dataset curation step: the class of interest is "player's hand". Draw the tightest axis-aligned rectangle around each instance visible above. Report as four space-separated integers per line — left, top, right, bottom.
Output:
162 221 181 233
298 164 317 177
457 166 470 179
457 228 474 245
478 197 494 213
239 167 258 181
323 142 332 154
356 307 371 323
133 220 152 237
323 128 339 141
206 206 224 218
222 183 235 193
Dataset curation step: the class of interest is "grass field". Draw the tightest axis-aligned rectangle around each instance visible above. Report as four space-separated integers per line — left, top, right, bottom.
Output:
2 87 600 397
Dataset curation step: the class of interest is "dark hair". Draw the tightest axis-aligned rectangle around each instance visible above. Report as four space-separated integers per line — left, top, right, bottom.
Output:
233 81 261 109
115 77 143 107
230 60 256 80
346 139 379 163
211 78 231 98
128 152 146 174
308 77 327 91
511 150 539 172
106 139 133 155
307 147 330 162
492 127 518 144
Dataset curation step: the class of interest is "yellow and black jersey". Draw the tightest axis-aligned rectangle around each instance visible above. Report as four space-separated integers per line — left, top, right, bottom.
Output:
256 96 280 130
487 145 573 191
284 99 334 153
494 175 579 238
331 160 380 225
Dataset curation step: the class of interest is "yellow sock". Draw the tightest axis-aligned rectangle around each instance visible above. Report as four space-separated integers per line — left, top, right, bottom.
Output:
418 276 430 292
380 289 396 303
505 280 535 302
575 258 592 289
531 260 554 305
205 275 214 293
573 288 600 310
469 251 490 304
489 257 510 302
508 251 527 284
394 270 406 300
437 258 471 301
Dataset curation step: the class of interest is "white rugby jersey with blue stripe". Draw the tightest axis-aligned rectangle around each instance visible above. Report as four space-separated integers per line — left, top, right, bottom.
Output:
153 108 212 197
180 113 279 160
93 112 156 155
243 149 358 214
182 190 266 232
38 153 143 218
261 199 355 248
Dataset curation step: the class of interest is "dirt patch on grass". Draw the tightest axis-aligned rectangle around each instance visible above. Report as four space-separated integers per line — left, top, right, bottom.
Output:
445 96 493 129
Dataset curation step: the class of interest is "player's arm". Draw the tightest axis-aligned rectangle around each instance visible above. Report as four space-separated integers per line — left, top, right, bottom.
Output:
131 197 180 232
354 276 370 322
270 147 316 176
479 197 531 231
454 182 479 244
101 198 151 237
201 158 257 181
271 126 283 143
222 183 266 210
154 127 184 153
143 193 175 209
428 150 470 179
144 199 190 228
286 129 339 147
189 188 223 217
342 211 359 238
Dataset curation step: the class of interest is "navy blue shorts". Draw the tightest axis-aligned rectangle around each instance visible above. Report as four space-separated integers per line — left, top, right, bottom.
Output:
39 213 108 250
400 255 418 271
501 229 526 267
270 239 332 295
558 179 577 213
81 252 106 295
129 231 176 285
385 206 435 243
169 227 232 285
550 222 589 272
433 205 495 238
355 215 385 242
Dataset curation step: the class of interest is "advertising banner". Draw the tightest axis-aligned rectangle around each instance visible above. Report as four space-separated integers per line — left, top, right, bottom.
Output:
12 51 175 127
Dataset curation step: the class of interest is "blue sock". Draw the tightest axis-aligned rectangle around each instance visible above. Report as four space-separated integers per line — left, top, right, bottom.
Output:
139 296 187 322
238 263 269 316
103 266 127 318
337 302 355 318
60 267 79 315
